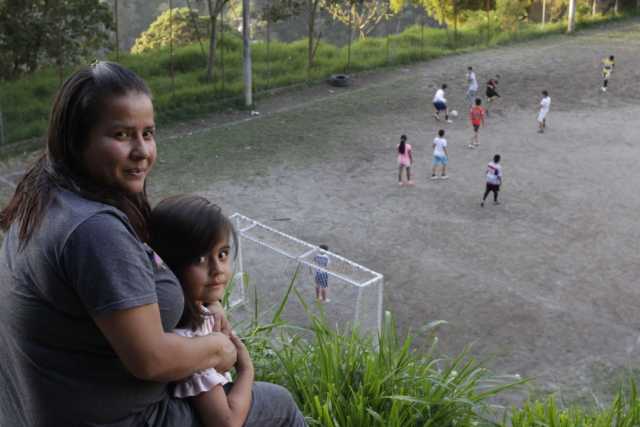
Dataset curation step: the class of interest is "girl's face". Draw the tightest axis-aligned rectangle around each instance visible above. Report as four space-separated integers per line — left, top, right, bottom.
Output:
182 236 232 305
83 92 156 195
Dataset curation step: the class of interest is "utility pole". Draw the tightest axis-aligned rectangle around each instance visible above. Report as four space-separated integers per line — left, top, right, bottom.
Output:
242 0 252 107
567 0 576 33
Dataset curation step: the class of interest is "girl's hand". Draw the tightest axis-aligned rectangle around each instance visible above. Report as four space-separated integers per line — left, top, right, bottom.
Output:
230 333 254 374
208 301 232 337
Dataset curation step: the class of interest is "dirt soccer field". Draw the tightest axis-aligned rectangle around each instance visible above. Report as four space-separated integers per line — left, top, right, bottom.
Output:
3 19 640 403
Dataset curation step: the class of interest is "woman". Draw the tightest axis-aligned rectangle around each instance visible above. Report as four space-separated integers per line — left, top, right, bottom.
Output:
0 62 305 427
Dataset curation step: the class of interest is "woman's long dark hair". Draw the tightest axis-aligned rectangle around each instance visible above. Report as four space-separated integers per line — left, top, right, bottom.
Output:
398 134 407 155
149 195 238 331
0 62 153 244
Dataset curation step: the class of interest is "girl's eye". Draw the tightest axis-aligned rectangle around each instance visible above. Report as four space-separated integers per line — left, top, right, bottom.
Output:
219 250 229 260
198 256 207 264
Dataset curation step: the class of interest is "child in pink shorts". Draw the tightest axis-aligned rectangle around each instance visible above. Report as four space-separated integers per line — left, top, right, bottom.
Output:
397 134 414 186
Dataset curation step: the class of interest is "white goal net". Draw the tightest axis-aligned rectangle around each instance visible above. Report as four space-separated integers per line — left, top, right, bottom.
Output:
229 213 384 335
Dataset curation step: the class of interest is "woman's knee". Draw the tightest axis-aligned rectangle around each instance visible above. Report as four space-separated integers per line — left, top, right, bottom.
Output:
248 382 306 426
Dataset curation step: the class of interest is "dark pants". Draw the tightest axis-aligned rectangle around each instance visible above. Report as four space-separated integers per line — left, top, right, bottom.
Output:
483 183 500 202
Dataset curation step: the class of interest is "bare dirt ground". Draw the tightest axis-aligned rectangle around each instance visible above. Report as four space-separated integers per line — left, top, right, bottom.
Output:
3 18 640 404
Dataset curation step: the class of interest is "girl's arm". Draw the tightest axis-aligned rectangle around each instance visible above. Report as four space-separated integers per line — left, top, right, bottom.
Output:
94 304 237 382
409 148 413 163
191 334 255 427
444 147 448 157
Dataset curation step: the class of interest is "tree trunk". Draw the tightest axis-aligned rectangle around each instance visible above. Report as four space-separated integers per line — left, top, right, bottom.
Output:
346 4 352 72
242 0 252 106
485 0 490 45
169 0 175 95
614 0 619 14
206 0 218 82
266 14 271 88
567 0 576 32
420 15 425 55
307 0 316 78
114 0 119 60
186 0 208 61
542 0 546 27
220 4 225 92
592 0 596 16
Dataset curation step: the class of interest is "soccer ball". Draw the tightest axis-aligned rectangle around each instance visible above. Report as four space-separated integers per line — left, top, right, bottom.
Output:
450 110 458 117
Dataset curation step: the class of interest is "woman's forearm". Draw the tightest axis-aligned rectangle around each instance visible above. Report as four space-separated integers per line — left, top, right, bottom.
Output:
146 333 237 382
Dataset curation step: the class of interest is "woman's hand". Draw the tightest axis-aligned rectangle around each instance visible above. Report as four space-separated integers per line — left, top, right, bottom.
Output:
230 333 254 375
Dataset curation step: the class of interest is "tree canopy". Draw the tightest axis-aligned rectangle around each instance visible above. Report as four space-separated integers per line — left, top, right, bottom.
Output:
0 0 112 79
131 7 208 54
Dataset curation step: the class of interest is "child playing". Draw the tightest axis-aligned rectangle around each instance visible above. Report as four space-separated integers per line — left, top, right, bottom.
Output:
601 55 615 92
314 245 330 303
466 67 479 105
431 129 449 180
468 98 486 148
537 90 551 133
485 76 500 116
397 134 414 186
149 195 305 427
432 84 452 123
481 154 502 206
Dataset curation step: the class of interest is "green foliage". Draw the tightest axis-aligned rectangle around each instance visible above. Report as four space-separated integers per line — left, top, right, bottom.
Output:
131 7 208 54
0 0 112 79
507 381 640 427
238 287 524 427
496 0 530 31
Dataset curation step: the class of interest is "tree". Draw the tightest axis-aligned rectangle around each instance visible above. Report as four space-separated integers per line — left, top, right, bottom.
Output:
324 0 392 39
260 0 302 85
131 7 207 54
0 0 112 80
495 0 529 32
205 0 231 81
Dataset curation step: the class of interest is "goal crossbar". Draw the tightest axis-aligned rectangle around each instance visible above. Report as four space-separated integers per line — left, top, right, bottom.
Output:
230 213 383 288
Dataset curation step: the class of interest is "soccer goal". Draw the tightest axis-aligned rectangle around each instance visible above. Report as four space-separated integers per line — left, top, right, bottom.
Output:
229 213 384 335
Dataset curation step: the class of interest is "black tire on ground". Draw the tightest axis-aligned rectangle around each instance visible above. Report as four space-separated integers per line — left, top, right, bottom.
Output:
328 74 350 87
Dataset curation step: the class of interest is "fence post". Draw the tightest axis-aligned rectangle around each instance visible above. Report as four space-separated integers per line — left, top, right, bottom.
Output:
0 110 6 146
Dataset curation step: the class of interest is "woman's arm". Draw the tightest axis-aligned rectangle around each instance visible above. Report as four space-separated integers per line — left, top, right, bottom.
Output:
191 334 255 427
94 304 237 382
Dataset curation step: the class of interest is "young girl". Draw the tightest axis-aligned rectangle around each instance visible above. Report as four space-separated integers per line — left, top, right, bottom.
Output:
150 195 303 427
397 134 414 186
537 90 551 133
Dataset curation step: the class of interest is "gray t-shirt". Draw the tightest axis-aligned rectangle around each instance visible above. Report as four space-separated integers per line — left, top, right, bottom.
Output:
0 188 189 426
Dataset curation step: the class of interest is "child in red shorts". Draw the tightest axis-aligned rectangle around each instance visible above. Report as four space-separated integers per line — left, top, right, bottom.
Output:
468 98 485 148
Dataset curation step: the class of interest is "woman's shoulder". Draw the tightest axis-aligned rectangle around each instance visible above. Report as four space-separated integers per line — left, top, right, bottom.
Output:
52 188 134 237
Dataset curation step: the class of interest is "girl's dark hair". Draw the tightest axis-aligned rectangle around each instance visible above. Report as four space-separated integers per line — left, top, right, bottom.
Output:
438 129 445 137
0 62 153 244
542 90 549 96
493 154 501 163
398 134 407 154
149 195 238 331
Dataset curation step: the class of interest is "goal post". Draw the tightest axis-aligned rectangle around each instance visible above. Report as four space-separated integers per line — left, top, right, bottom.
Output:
229 213 384 335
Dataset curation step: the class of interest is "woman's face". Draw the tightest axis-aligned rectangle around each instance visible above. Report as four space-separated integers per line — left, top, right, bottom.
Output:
83 92 156 194
182 237 232 306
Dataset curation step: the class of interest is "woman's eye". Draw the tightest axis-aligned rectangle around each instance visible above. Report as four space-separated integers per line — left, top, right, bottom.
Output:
114 131 129 140
143 129 155 139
